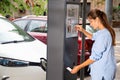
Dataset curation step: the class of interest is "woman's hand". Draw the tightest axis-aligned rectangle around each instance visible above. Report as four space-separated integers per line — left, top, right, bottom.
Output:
75 25 93 39
75 25 83 32
70 59 95 74
70 66 81 74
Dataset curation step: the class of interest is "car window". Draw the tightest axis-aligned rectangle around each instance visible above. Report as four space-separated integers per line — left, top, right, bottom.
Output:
0 18 34 43
28 20 47 33
14 19 29 30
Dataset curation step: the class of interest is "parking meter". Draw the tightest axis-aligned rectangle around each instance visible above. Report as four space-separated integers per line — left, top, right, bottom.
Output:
64 1 80 80
47 0 80 80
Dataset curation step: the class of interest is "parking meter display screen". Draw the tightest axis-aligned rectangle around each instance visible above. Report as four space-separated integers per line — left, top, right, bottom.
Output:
66 4 79 38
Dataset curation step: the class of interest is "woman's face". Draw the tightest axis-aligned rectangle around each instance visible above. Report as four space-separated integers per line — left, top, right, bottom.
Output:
88 18 99 30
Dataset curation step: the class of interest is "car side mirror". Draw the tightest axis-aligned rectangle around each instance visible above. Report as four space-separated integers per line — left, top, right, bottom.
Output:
29 58 47 71
40 58 47 71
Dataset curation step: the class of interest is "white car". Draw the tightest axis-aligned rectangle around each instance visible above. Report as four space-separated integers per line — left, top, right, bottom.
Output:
0 17 47 80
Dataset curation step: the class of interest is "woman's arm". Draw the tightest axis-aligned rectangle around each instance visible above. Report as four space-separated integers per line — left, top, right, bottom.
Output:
70 59 95 74
75 25 93 39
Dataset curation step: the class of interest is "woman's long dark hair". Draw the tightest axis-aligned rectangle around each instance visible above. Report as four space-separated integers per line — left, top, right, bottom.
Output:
87 9 116 46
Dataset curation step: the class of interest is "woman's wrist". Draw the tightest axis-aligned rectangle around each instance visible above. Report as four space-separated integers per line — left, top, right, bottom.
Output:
81 28 84 33
78 64 83 70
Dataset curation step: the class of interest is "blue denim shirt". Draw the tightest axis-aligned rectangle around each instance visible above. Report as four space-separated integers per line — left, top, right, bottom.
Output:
89 28 116 80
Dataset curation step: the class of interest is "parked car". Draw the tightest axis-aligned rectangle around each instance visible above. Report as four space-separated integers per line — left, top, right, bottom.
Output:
13 16 47 44
0 17 47 80
13 16 95 72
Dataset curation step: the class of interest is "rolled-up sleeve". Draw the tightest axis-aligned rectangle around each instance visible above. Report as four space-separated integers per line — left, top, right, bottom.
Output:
90 34 107 61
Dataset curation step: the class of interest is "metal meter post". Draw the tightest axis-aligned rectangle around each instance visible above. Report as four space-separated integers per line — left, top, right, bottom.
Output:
80 0 87 80
47 0 80 80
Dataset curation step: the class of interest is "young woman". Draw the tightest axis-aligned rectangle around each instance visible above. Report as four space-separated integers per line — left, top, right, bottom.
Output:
71 9 116 80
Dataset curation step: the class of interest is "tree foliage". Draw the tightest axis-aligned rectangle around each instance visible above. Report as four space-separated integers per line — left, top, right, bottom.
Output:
113 5 120 21
0 0 47 17
32 0 47 16
0 0 25 16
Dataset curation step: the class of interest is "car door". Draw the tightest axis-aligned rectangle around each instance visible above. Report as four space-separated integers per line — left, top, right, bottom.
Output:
0 58 47 80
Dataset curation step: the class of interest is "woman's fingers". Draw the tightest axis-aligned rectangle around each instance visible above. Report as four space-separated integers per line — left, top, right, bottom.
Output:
70 66 80 74
75 25 82 32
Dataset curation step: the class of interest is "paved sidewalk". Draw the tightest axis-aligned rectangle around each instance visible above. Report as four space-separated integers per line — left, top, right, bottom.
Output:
114 28 120 63
114 28 120 44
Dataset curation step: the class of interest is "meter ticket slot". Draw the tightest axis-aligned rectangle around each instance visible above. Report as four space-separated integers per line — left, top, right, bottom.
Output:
64 3 79 80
